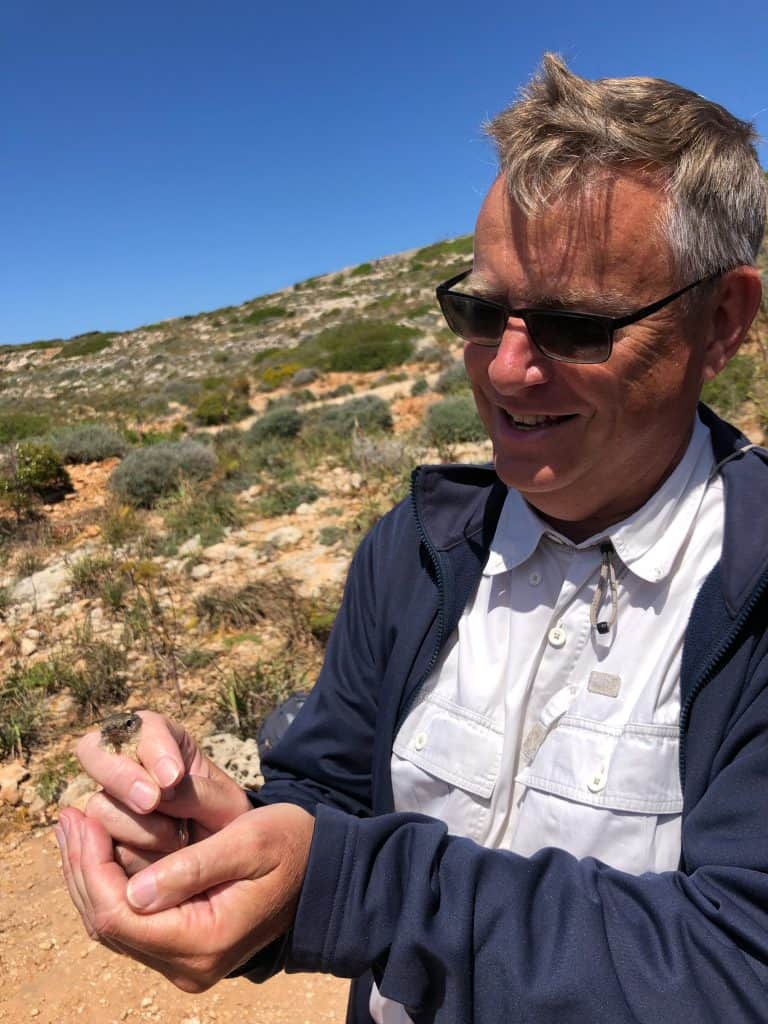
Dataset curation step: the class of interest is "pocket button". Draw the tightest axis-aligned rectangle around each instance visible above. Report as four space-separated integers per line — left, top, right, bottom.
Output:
413 731 428 751
548 625 567 648
587 763 607 793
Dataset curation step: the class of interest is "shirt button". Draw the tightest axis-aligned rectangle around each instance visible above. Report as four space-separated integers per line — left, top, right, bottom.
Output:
528 571 542 586
548 625 567 648
587 764 607 793
413 731 427 751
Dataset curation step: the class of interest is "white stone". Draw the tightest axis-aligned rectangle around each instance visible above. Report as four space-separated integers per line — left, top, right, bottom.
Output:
203 543 240 563
264 526 303 548
12 562 71 609
294 503 314 516
19 637 38 657
190 563 212 580
0 762 30 805
177 534 202 557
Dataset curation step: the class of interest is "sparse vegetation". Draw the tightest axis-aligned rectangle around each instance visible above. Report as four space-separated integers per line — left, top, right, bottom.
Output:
109 439 217 508
247 407 302 443
48 423 128 463
304 395 392 438
254 480 322 517
426 395 487 446
0 441 72 517
54 331 116 359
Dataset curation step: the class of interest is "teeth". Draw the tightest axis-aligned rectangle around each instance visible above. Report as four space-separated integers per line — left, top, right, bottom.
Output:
509 413 562 426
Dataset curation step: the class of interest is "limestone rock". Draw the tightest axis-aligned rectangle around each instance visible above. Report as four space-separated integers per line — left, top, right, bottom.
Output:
12 562 71 609
178 534 202 557
190 563 212 580
201 733 263 789
58 773 98 812
0 762 30 806
264 526 303 548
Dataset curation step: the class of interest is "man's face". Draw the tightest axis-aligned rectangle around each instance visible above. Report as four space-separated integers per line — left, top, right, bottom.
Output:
464 174 718 536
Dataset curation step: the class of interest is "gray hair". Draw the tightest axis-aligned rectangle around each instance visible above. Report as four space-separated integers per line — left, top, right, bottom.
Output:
485 54 767 283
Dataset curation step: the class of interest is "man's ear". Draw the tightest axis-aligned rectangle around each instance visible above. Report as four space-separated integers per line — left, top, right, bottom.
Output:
701 266 763 382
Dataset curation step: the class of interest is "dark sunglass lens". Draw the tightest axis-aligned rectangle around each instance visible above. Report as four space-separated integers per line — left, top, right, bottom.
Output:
440 293 505 345
526 313 611 364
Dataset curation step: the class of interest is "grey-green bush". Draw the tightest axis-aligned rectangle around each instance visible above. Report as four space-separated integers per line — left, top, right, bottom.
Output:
305 395 392 438
247 407 302 444
435 361 470 394
49 423 128 463
426 396 487 445
109 440 217 508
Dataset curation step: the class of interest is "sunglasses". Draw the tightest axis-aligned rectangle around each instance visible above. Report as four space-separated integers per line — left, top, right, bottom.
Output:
436 269 712 365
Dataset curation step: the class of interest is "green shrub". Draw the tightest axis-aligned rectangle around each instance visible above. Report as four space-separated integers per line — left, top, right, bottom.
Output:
327 383 355 399
435 361 470 394
701 353 756 419
243 305 289 326
305 395 392 438
426 395 487 445
307 321 418 372
414 236 474 263
0 441 72 514
66 635 128 717
192 387 250 426
259 362 302 390
0 411 51 444
35 752 80 804
49 423 128 463
350 262 373 277
411 377 428 396
0 659 66 758
161 479 241 549
255 480 322 517
109 440 217 508
319 525 346 546
247 407 303 444
69 554 118 597
55 331 116 359
214 655 304 739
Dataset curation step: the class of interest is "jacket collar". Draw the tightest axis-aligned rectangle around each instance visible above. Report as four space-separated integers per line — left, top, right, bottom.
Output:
412 404 768 618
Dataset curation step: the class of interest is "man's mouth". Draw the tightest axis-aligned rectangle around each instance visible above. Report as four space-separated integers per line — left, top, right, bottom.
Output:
501 411 577 431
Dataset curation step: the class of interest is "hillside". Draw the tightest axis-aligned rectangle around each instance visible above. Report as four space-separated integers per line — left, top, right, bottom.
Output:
0 231 766 1022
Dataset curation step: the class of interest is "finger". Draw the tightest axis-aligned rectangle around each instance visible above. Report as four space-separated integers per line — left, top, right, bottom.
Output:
86 792 189 853
114 843 168 875
156 773 251 834
77 729 163 814
57 810 127 956
126 808 274 912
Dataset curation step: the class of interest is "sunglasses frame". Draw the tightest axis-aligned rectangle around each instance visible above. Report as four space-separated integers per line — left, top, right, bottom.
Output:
436 268 714 365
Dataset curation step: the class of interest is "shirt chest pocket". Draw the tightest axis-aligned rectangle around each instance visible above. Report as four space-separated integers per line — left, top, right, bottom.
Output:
514 716 683 873
392 693 503 842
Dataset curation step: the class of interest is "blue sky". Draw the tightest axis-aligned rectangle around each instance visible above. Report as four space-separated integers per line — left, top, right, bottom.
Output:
2 0 767 346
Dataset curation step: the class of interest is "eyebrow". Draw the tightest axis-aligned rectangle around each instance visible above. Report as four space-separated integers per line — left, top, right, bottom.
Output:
460 272 636 316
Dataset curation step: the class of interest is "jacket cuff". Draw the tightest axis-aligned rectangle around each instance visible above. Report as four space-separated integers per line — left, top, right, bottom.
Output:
289 804 365 975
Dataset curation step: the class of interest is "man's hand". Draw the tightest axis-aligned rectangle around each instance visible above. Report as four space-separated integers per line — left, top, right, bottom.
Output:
55 802 315 992
77 710 252 872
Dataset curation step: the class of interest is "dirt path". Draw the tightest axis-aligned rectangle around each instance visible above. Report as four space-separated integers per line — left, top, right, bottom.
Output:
0 826 349 1024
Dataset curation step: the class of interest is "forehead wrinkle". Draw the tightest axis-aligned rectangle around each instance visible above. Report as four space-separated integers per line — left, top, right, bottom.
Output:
461 270 638 314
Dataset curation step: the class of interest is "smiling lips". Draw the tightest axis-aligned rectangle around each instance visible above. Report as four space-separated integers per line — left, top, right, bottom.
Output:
502 410 577 431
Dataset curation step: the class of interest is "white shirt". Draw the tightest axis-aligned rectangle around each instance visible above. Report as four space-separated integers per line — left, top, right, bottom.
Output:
372 415 725 1024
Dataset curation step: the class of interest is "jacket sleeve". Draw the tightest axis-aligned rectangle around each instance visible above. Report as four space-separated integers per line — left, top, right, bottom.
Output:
286 652 768 1023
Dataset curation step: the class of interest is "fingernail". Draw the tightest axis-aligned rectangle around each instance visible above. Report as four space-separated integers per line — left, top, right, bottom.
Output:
127 871 157 910
154 756 180 789
129 779 158 811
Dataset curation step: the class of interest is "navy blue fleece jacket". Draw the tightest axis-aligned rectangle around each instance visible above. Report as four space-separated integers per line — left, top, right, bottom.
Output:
242 406 768 1023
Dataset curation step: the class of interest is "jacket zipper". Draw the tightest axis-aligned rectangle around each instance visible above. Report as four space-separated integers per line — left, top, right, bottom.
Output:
679 569 768 788
394 471 447 732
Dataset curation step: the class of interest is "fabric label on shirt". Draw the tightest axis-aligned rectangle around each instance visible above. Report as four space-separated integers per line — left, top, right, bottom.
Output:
587 671 621 698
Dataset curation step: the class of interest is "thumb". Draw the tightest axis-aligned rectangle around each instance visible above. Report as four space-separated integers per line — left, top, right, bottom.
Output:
157 772 251 833
126 808 273 912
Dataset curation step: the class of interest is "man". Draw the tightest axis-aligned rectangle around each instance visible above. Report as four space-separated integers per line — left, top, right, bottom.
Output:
57 55 768 1021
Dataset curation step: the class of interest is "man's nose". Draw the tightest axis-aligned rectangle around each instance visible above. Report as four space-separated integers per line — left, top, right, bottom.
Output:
487 318 552 393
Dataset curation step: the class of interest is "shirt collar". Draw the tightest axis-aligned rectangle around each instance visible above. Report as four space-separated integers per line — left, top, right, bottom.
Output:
484 414 715 583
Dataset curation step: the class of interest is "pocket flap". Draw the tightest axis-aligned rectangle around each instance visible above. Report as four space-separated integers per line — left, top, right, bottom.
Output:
517 715 683 814
393 694 503 799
